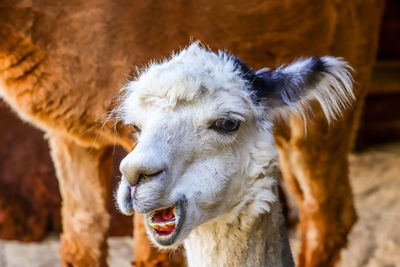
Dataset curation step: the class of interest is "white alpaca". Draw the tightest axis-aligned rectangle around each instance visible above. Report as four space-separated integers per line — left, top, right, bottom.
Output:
115 43 353 267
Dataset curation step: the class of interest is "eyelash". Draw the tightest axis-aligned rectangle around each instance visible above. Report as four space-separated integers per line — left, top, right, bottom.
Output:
210 118 241 133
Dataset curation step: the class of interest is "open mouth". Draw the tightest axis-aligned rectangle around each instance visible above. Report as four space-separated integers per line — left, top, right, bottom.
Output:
149 205 177 236
144 195 187 247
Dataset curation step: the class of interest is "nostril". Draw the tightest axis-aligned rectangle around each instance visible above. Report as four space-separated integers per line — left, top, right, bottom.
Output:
123 168 164 187
146 170 163 178
134 170 164 185
138 170 163 180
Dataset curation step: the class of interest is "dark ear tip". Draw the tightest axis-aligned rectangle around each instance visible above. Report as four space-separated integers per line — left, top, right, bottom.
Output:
309 57 326 73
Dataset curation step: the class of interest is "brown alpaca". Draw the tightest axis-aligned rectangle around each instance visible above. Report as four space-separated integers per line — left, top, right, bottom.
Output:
0 1 384 267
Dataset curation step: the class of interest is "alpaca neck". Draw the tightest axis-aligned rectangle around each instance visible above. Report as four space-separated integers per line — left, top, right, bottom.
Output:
183 199 294 267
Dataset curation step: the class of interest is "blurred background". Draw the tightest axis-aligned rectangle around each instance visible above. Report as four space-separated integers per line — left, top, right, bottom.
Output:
0 0 399 266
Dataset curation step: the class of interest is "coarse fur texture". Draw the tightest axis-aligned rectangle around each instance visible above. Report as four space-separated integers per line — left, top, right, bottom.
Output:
0 1 384 266
255 56 354 123
115 43 355 266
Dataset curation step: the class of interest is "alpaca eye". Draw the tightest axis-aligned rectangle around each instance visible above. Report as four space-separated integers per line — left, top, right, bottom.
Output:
211 119 241 132
132 124 141 133
127 124 141 134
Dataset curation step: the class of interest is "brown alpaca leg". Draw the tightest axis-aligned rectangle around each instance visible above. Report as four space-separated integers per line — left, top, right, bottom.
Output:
274 113 357 267
133 213 186 267
48 134 113 267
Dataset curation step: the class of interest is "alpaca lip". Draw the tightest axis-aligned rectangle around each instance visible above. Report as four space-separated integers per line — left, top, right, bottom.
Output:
130 185 136 198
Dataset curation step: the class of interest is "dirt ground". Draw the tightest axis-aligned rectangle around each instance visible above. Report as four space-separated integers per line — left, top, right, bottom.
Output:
0 142 399 267
338 142 400 267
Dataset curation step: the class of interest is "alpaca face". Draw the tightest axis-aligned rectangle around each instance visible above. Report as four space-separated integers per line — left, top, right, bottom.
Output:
117 96 262 246
116 53 264 247
116 43 353 248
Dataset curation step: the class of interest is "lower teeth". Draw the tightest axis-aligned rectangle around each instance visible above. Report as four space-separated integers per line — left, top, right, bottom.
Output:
150 221 176 231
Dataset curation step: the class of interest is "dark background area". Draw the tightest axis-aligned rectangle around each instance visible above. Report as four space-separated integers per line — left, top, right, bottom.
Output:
356 0 400 148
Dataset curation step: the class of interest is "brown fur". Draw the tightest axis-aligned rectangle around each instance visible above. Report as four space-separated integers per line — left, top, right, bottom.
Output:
0 0 384 266
48 135 113 267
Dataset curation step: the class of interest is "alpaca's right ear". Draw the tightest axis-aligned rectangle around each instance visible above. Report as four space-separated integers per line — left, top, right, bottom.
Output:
251 57 354 122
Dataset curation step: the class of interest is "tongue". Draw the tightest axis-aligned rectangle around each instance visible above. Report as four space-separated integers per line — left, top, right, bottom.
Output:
153 207 175 223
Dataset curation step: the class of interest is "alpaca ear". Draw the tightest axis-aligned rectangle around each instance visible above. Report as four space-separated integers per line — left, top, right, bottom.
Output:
251 57 354 122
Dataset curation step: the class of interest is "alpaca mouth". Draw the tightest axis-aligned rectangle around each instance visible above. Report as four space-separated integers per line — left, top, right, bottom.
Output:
149 205 177 236
145 195 187 247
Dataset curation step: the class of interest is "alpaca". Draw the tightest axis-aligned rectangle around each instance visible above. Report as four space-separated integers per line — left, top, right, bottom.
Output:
115 43 353 266
0 1 383 266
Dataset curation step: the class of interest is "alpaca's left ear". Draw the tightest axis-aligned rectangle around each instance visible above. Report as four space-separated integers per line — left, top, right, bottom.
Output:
251 57 354 122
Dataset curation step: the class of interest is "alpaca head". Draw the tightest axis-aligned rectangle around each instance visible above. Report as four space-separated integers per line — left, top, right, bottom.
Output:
115 42 353 248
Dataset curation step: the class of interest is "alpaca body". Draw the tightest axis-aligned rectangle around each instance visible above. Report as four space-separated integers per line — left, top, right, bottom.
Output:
0 1 384 266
